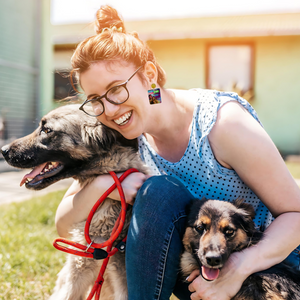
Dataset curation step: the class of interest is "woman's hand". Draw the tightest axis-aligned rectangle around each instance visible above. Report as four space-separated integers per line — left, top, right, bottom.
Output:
56 172 149 237
187 252 248 300
107 172 150 205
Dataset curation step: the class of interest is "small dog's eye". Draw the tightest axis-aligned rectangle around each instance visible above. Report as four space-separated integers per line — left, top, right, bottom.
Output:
224 228 235 238
194 224 205 234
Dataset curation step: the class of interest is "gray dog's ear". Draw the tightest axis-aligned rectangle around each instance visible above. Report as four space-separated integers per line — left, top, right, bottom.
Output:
81 123 118 151
81 121 138 152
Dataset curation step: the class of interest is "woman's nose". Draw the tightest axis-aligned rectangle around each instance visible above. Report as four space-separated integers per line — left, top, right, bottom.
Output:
103 100 120 117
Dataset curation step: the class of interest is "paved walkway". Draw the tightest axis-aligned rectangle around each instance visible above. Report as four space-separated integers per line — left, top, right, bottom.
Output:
0 168 73 205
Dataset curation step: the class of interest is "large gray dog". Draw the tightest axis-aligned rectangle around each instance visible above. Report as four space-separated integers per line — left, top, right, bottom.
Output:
1 104 149 300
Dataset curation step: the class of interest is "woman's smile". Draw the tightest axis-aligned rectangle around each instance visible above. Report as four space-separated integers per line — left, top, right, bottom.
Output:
113 111 133 126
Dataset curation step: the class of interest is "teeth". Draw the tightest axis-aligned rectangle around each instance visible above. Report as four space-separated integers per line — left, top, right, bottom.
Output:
114 112 132 125
39 162 60 175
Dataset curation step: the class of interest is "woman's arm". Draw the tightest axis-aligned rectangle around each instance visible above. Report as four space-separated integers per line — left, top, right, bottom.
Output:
55 172 148 238
188 101 300 300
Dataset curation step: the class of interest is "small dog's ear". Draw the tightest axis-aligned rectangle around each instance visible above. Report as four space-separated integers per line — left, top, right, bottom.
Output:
232 198 262 242
232 198 255 220
185 198 208 227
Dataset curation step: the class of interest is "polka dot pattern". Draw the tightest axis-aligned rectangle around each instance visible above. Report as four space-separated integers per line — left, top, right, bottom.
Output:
138 89 274 229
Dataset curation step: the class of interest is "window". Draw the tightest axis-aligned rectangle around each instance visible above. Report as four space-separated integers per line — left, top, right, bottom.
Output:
206 44 254 97
54 71 78 101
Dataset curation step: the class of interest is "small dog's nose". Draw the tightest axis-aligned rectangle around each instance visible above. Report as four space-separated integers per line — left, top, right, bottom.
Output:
1 145 10 157
206 255 222 267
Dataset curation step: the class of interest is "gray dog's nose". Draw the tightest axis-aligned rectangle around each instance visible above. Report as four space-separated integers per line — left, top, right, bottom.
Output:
1 145 9 157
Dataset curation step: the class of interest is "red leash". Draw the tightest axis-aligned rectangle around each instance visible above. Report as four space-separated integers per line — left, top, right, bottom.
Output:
53 168 138 300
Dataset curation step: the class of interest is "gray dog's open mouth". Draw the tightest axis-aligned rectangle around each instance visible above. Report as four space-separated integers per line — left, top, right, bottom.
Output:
20 162 64 187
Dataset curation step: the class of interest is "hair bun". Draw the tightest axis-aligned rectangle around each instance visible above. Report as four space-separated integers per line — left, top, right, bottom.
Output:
95 5 125 35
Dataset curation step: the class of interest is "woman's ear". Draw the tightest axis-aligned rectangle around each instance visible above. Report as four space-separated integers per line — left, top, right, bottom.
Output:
144 61 158 85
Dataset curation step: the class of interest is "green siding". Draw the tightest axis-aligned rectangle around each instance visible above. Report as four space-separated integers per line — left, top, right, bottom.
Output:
0 0 38 137
255 36 300 154
0 0 52 139
40 0 54 116
0 65 37 137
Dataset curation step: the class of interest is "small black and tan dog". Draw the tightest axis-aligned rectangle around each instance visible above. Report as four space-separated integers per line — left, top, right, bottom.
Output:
181 198 300 300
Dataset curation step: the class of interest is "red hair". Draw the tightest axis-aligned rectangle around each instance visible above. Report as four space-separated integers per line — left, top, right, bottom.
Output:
71 5 166 88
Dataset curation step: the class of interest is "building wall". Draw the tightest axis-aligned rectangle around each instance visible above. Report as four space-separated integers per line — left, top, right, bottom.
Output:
0 0 53 139
40 0 55 116
255 36 300 154
148 39 206 89
149 36 300 154
0 0 38 138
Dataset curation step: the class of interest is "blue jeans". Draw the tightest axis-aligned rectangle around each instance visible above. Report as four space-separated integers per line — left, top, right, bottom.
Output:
125 175 300 300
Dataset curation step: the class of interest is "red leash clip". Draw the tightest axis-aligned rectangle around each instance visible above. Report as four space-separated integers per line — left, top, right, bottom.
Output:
53 168 139 300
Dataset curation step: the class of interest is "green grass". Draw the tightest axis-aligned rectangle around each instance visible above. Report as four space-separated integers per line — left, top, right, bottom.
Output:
0 190 66 300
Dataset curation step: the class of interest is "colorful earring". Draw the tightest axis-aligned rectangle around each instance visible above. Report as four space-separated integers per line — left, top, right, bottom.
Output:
148 83 162 105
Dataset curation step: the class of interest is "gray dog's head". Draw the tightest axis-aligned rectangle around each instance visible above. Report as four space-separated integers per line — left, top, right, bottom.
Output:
1 104 137 190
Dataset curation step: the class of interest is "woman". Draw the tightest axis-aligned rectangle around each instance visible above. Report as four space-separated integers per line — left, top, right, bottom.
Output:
55 5 300 300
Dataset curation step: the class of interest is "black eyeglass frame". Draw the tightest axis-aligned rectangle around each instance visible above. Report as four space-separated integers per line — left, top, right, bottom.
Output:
79 65 143 117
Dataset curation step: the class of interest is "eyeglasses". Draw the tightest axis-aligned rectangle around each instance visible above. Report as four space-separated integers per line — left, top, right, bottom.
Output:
79 66 143 117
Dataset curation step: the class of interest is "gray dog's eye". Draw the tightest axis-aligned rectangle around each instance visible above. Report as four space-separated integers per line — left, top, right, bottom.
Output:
42 127 52 134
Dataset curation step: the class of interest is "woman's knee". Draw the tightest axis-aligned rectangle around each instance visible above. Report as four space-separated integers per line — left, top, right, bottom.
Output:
131 175 194 235
135 175 194 210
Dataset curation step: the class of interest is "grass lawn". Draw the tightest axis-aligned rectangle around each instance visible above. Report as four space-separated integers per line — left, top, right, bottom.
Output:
0 161 299 299
0 190 66 300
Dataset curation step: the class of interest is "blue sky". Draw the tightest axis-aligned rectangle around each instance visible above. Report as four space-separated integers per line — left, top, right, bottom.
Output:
51 0 300 24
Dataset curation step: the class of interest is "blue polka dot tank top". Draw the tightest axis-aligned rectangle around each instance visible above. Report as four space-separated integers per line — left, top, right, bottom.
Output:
138 88 273 229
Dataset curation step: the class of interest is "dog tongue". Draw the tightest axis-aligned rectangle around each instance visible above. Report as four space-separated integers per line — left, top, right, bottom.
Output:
20 162 48 186
201 266 220 281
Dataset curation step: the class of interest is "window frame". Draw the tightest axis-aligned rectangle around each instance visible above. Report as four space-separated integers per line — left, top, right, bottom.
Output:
205 42 255 93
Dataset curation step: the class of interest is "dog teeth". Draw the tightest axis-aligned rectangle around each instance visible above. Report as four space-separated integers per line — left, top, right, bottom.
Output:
38 162 60 176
